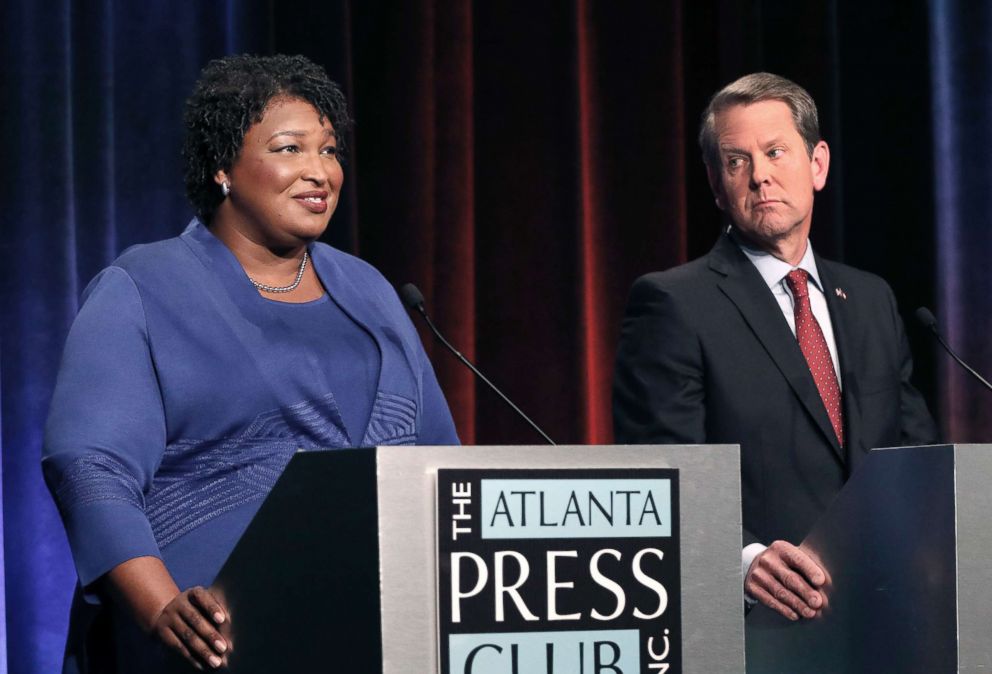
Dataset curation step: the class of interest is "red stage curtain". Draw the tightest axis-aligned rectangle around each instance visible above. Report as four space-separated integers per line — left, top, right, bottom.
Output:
341 1 711 445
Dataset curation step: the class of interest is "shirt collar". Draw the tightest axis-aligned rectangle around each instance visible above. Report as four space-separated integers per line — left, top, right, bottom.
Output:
730 228 824 293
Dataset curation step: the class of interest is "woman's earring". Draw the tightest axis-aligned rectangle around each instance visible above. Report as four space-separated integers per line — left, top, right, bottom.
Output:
221 181 231 197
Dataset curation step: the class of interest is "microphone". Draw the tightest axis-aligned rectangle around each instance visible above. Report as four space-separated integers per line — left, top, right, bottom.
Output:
915 306 992 393
399 283 556 445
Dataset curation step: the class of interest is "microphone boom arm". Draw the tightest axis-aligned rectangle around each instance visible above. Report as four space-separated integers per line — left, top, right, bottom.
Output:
916 306 992 394
407 293 557 446
927 325 992 393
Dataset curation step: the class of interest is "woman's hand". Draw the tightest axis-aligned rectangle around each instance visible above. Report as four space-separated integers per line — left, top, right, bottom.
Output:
152 586 229 670
105 556 231 670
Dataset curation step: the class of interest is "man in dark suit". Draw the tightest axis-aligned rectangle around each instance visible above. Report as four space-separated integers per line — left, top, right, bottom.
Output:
613 73 938 621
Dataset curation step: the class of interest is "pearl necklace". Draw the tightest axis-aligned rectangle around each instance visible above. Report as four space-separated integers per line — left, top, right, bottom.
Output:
249 250 309 293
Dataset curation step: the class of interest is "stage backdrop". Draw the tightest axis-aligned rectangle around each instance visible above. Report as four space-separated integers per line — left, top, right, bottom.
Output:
1 0 989 671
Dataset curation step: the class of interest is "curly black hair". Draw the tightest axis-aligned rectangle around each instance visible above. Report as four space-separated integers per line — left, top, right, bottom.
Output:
182 54 352 223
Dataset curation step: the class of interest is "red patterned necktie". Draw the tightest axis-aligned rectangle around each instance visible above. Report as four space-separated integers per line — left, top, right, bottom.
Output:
785 269 844 447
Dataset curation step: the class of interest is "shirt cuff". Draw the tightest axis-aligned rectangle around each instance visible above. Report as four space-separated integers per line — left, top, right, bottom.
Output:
742 542 767 606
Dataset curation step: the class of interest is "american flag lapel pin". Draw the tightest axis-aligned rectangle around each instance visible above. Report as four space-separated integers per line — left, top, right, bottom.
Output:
835 287 847 300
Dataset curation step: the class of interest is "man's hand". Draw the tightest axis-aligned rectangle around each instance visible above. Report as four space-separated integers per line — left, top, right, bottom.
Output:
152 586 229 670
745 540 826 621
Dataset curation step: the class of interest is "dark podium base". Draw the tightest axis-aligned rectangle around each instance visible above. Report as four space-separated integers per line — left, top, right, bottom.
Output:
746 444 992 674
169 449 381 673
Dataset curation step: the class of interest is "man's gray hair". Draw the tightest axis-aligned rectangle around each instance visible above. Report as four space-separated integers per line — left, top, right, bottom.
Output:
698 72 820 167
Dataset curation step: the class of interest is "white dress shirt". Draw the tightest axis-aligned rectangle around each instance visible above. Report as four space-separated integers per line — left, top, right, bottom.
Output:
733 234 843 594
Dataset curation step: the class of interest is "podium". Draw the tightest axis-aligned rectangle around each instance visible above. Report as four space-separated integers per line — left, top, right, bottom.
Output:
746 444 992 673
174 445 745 673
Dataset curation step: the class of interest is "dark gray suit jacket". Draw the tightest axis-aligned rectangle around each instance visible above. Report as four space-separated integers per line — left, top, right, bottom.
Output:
613 233 939 547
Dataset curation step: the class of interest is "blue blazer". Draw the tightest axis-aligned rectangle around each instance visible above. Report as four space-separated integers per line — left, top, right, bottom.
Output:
43 219 458 672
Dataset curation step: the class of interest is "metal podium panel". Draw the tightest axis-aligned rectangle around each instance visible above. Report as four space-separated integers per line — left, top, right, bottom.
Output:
952 445 992 671
376 444 744 674
746 444 992 673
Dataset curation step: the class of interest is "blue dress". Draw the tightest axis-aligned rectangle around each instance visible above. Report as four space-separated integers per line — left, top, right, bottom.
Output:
43 220 459 672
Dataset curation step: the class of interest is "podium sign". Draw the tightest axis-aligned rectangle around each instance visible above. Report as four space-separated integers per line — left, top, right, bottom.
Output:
436 468 682 673
193 444 743 673
380 445 741 674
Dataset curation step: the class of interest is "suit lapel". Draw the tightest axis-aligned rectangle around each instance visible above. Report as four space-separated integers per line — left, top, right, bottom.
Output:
816 256 864 473
709 235 845 464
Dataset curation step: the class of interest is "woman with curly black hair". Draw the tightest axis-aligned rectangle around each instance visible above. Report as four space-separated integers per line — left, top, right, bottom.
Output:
43 54 458 672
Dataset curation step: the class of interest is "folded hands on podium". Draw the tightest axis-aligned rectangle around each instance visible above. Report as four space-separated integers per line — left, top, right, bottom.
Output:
744 540 827 621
